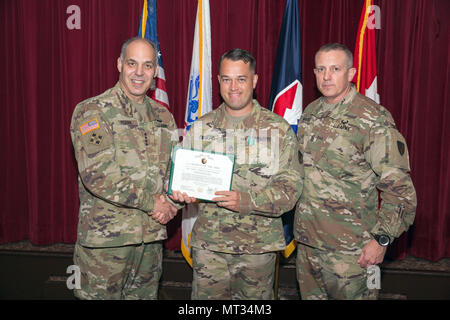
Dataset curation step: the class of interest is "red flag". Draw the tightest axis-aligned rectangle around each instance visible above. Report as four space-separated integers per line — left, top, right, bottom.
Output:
353 0 380 103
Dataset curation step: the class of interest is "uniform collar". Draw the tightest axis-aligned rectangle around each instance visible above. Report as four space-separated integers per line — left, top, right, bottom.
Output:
112 82 159 122
213 99 262 129
314 84 357 120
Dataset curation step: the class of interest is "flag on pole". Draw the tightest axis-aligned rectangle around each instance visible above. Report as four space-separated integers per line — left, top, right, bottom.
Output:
181 0 212 267
138 0 170 109
352 0 380 103
267 0 302 259
184 0 213 130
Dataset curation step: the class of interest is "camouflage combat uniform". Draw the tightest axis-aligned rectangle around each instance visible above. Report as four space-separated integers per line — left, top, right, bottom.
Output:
182 100 303 299
70 82 177 299
294 85 417 299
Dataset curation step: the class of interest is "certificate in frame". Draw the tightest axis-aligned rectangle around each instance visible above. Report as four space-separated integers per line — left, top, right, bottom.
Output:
167 146 235 201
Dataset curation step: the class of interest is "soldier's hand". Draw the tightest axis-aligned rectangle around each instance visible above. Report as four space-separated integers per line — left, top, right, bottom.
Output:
357 239 387 269
168 190 197 204
212 191 240 212
149 211 172 225
148 194 178 224
151 194 178 220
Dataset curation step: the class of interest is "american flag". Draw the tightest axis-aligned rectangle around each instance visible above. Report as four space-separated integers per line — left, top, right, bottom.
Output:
79 118 99 135
138 0 170 109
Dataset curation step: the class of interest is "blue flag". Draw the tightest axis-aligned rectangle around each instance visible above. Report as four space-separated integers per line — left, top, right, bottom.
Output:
268 0 302 258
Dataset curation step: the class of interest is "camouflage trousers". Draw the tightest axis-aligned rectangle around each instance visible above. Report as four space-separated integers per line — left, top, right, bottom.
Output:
296 244 378 300
73 241 162 300
191 248 276 300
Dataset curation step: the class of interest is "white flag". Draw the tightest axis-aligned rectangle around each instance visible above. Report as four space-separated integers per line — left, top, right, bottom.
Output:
181 0 212 267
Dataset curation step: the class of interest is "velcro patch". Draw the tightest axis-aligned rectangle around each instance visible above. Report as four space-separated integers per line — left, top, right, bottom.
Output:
80 118 100 135
89 132 104 145
389 129 410 171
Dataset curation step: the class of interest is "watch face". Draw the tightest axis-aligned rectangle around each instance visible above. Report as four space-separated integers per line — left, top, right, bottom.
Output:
379 235 390 246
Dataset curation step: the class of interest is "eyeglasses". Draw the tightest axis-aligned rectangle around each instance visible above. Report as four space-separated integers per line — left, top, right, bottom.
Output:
313 66 350 75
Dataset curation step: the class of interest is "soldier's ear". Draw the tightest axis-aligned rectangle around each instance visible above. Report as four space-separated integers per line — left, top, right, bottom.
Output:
348 67 356 82
154 64 159 79
252 74 258 89
117 57 123 73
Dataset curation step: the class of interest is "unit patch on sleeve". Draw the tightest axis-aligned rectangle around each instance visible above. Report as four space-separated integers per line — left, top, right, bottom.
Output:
89 132 103 145
397 140 405 156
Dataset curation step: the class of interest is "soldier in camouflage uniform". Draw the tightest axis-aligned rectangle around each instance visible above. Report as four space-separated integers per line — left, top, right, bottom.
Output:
70 37 179 299
181 49 303 299
294 43 417 299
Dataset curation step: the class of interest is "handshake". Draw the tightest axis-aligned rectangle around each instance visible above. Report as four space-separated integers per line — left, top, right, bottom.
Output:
148 188 242 224
148 190 196 225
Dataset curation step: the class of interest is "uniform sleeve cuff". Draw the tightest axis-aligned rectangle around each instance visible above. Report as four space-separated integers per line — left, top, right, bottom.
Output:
239 192 253 215
164 194 185 210
369 222 394 240
143 192 156 213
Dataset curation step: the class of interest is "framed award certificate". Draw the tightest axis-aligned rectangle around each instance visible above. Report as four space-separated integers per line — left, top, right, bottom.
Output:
167 146 235 201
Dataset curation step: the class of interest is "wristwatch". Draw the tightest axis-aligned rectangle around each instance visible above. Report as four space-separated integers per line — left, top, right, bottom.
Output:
373 234 391 247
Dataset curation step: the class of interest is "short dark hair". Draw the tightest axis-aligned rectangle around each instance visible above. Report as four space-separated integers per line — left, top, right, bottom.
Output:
315 43 353 68
218 48 256 72
120 36 158 62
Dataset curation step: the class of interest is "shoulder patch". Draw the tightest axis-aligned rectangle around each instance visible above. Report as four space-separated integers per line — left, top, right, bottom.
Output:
397 140 405 156
80 118 100 135
388 129 410 171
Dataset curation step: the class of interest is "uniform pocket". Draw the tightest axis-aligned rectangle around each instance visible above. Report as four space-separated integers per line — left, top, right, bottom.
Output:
113 120 146 166
157 126 175 164
322 134 364 179
145 124 174 164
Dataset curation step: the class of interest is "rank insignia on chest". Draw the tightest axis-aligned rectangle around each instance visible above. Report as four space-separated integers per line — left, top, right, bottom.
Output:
333 119 351 131
79 118 100 135
89 132 103 145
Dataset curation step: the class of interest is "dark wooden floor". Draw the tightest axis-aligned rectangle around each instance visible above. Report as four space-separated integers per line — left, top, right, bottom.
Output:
0 241 449 300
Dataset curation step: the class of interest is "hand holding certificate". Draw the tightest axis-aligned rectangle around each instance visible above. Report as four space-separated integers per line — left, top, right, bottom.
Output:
167 147 235 201
212 191 241 212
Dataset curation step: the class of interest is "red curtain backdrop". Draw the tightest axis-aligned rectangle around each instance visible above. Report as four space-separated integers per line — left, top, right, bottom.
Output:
0 0 448 261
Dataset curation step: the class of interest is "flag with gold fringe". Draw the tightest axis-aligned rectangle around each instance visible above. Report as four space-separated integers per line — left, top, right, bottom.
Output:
181 0 212 267
353 0 380 103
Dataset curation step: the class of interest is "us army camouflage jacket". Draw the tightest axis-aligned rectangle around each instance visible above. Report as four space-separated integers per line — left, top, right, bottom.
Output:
295 86 416 253
70 83 177 247
183 100 303 254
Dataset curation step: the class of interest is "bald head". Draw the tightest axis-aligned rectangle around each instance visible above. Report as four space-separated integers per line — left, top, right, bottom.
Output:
120 37 158 63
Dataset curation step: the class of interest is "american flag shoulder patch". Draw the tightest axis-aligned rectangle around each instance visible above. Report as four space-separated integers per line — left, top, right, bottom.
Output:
79 118 100 135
